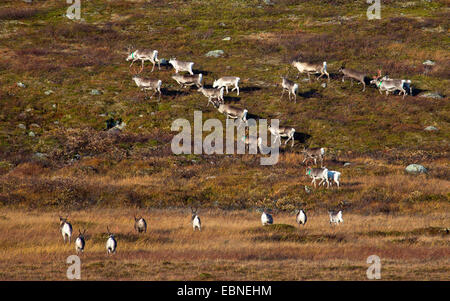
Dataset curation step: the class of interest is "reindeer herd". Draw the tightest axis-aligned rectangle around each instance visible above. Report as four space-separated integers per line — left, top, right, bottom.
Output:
53 45 415 255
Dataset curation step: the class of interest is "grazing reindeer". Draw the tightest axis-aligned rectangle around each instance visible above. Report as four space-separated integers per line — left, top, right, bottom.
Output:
302 147 325 166
169 58 194 75
191 208 201 231
217 104 248 125
306 167 329 188
132 75 162 100
198 86 224 106
291 60 329 82
75 229 86 253
268 125 295 147
213 77 240 96
329 210 343 225
295 209 307 226
172 73 203 88
339 66 367 92
126 48 160 73
261 210 273 226
324 170 341 188
134 216 147 233
370 70 411 98
59 216 73 244
106 227 117 254
280 77 299 103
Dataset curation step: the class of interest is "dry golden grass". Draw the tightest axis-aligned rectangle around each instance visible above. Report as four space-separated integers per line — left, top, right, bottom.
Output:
0 209 448 280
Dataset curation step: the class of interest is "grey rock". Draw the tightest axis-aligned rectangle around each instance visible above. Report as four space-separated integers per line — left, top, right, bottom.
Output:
321 83 327 88
424 126 438 131
18 124 26 130
17 82 26 88
222 37 231 41
343 162 351 167
405 164 427 174
205 50 225 58
422 60 435 66
419 92 443 99
90 89 103 96
28 131 35 137
44 90 54 95
34 152 46 159
30 123 40 128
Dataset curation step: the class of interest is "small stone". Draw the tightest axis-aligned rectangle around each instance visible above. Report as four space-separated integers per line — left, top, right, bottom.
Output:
25 108 32 112
17 82 26 88
30 123 40 128
205 50 225 58
218 22 226 27
321 83 327 88
18 124 26 129
343 162 351 167
52 104 57 108
405 164 427 174
419 92 443 99
90 89 102 95
422 60 435 66
34 152 46 159
424 126 438 131
222 37 231 41
28 131 35 137
44 90 54 95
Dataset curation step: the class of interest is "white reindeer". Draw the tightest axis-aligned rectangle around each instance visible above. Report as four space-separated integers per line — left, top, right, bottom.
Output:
324 170 341 188
198 86 224 106
295 209 307 226
268 125 295 147
75 229 86 253
169 58 194 75
126 49 160 73
59 216 73 244
370 70 411 98
132 75 162 100
261 210 273 226
134 215 147 233
213 76 240 96
106 227 117 254
191 208 201 231
280 77 299 102
292 60 329 82
329 210 343 225
306 167 329 188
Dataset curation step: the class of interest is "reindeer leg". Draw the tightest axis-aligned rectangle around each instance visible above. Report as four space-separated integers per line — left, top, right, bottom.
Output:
362 82 366 92
280 89 285 100
151 61 155 72
140 60 144 73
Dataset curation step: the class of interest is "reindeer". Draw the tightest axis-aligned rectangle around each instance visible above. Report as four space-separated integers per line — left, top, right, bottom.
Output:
132 75 162 100
134 215 147 233
329 210 343 225
169 58 194 75
126 47 160 73
106 227 117 254
172 73 203 88
268 125 295 147
59 216 73 244
339 66 367 92
291 60 329 82
280 77 299 103
198 86 224 106
261 209 273 226
302 147 325 166
213 77 240 96
190 208 201 231
295 209 307 226
306 167 329 188
370 70 411 98
217 104 248 126
75 229 86 253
